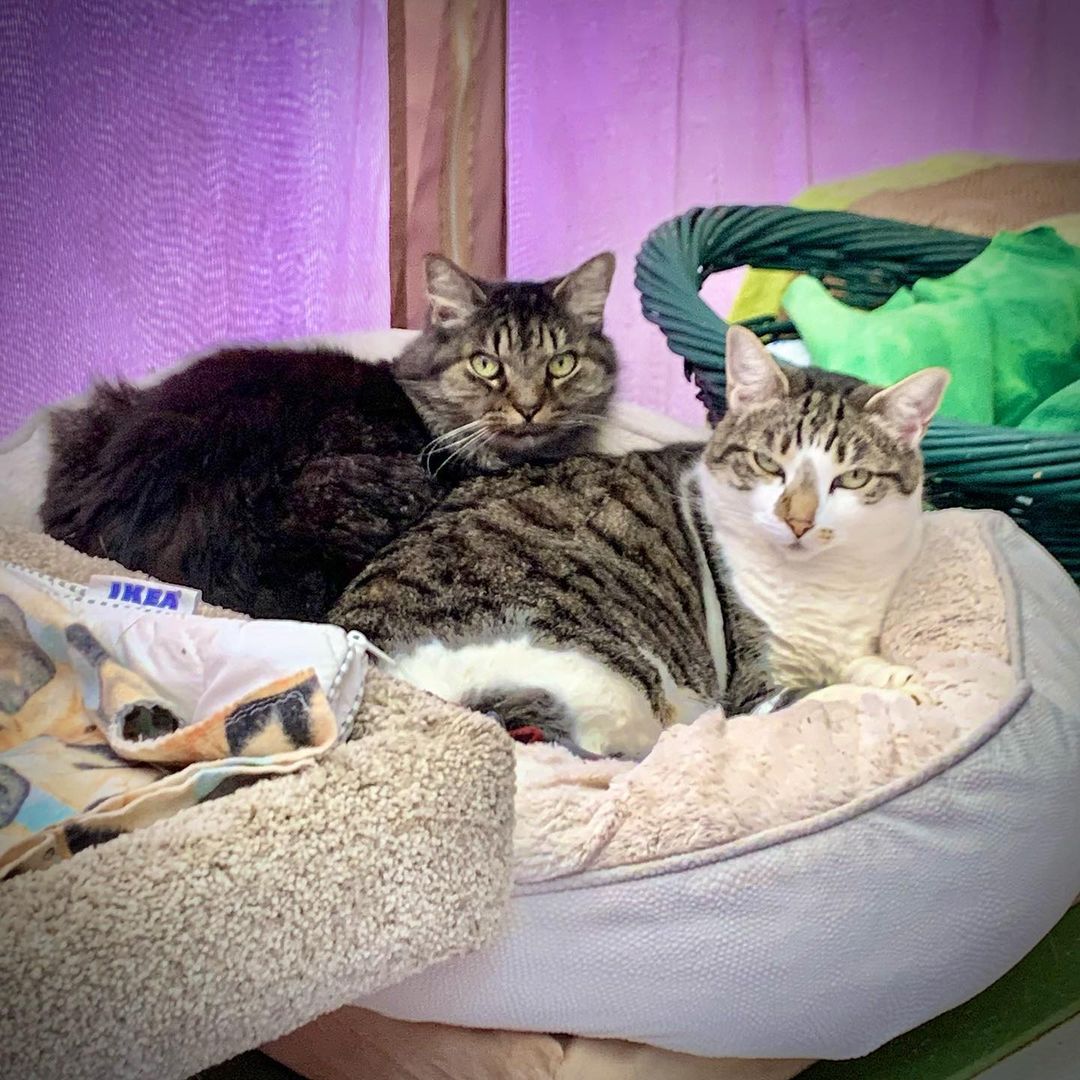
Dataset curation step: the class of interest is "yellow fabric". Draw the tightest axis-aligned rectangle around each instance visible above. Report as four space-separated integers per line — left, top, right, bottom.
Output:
729 153 1011 322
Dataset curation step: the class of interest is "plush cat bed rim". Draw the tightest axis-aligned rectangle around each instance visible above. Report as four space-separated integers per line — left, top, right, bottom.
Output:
512 508 1031 895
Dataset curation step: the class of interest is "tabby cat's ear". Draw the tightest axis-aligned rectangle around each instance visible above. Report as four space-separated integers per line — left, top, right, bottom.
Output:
725 325 789 414
424 255 487 327
550 252 616 329
865 367 950 446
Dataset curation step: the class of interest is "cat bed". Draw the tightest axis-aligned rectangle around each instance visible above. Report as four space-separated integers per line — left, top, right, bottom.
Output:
4 333 1079 1067
357 507 1080 1060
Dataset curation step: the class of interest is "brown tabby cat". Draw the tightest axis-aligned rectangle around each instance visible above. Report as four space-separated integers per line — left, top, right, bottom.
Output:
41 253 617 621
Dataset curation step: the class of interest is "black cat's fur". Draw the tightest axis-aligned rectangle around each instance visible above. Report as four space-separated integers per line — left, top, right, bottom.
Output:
43 348 444 621
41 252 618 621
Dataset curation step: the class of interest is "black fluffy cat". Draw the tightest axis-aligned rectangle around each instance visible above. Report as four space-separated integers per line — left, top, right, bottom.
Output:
42 252 617 621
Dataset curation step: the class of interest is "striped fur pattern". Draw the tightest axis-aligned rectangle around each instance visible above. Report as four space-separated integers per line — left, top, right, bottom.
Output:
707 363 925 506
332 328 949 757
396 253 617 472
41 254 617 622
330 447 772 758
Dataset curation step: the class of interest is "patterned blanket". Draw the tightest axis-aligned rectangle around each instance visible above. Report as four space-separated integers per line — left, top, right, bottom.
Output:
0 560 367 876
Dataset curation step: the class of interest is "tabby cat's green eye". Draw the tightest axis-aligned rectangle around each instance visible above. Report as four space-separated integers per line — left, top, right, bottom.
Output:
836 468 871 490
468 354 501 380
752 450 784 476
548 353 578 378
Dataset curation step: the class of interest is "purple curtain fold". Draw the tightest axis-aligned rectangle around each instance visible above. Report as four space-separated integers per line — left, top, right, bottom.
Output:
0 0 389 435
8 1 1080 435
507 0 1080 422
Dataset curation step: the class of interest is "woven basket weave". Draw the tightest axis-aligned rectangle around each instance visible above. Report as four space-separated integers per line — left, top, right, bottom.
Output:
634 204 1080 584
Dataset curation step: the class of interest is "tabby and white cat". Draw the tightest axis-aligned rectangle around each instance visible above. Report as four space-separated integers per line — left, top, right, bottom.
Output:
330 327 949 757
41 253 616 621
698 326 949 705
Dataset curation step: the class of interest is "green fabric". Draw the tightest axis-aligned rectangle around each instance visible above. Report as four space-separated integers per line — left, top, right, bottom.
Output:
1020 379 1080 433
782 228 1080 432
728 152 1010 323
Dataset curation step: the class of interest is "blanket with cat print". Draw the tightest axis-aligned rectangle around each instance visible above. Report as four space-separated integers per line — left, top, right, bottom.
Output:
0 560 367 877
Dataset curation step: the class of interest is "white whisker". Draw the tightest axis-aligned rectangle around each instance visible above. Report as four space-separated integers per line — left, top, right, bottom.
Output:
433 427 492 478
429 428 487 456
548 416 604 431
421 418 489 456
420 419 494 470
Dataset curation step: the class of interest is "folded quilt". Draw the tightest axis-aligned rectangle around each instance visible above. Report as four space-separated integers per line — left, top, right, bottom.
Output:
0 559 368 877
848 160 1080 243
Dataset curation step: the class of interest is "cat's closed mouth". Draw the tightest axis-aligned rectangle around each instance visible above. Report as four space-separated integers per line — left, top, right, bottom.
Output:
497 426 553 442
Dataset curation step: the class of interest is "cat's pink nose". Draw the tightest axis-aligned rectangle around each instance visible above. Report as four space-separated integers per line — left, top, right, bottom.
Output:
786 517 814 539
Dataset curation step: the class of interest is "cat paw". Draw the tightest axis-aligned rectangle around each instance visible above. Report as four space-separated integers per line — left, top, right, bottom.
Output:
841 656 936 706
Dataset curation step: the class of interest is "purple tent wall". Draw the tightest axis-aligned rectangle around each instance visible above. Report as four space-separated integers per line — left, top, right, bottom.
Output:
507 0 1080 422
0 0 389 436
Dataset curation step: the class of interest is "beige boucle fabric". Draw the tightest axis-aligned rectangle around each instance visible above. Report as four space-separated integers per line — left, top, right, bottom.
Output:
511 509 1015 883
0 527 515 1080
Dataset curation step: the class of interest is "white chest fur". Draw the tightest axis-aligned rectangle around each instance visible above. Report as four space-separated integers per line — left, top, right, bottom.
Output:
721 535 918 686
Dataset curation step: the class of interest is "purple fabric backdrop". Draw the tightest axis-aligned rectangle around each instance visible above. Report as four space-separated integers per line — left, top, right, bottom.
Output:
0 0 389 436
507 0 1080 422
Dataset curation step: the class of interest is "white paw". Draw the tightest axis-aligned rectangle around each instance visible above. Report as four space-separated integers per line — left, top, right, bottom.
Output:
842 656 936 706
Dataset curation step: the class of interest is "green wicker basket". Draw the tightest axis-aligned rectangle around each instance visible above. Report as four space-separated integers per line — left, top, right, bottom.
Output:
635 205 1080 584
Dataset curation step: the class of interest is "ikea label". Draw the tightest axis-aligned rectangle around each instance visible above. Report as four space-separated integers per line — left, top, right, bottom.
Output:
85 575 200 614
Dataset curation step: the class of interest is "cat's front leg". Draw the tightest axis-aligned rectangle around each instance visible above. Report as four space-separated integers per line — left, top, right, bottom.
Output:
840 654 935 705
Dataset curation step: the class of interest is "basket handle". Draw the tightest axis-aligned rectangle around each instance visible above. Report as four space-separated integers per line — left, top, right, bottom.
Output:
634 205 988 402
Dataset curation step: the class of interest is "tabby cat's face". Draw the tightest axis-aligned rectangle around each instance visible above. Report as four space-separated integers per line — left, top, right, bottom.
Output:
700 327 949 561
395 253 617 469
